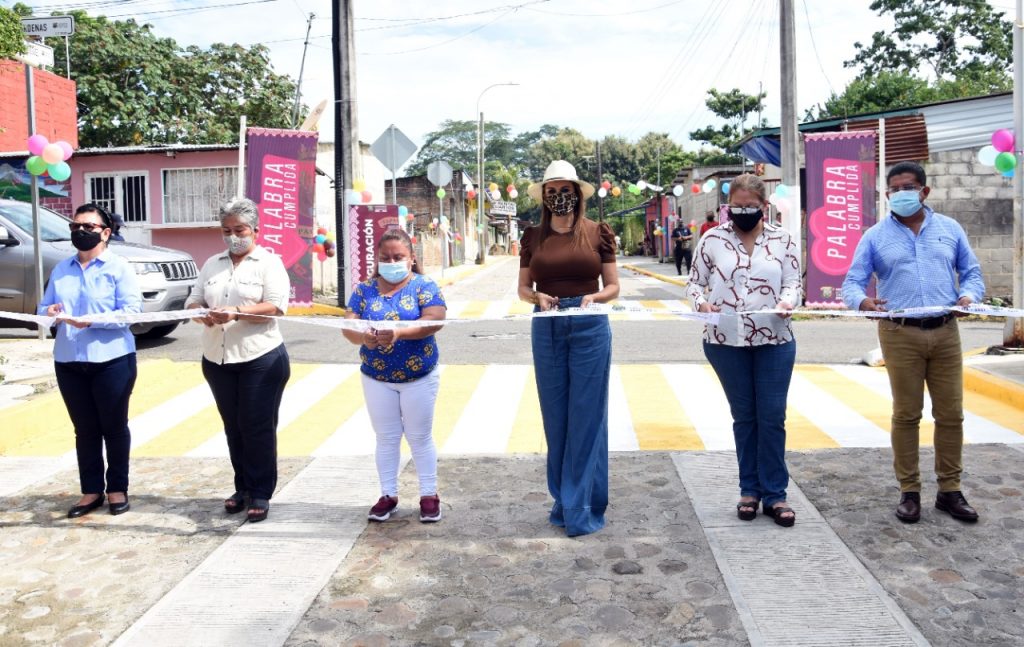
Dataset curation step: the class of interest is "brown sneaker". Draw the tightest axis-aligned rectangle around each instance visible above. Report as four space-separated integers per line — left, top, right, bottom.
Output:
368 495 398 522
419 494 441 523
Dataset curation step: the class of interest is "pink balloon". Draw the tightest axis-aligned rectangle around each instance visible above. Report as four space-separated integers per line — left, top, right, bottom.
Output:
27 134 48 156
991 129 1015 153
317 251 328 262
41 143 64 165
56 140 74 161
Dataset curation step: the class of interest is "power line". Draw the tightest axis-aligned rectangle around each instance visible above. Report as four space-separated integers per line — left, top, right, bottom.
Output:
523 0 688 17
104 0 279 19
801 0 835 96
359 6 516 56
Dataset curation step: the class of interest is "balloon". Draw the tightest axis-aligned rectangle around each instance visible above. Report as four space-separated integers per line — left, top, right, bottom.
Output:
406 213 415 222
432 217 439 225
601 181 611 190
1003 169 1015 178
691 184 700 194
345 189 361 203
313 242 325 253
672 185 684 197
315 234 326 244
490 190 500 201
317 226 327 235
977 145 999 166
636 180 647 191
361 190 373 203
598 187 608 198
488 182 498 192
627 183 638 194
410 236 418 244
436 188 446 198
467 190 477 200
55 140 74 161
506 184 515 192
323 239 335 250
611 186 621 197
722 182 731 194
994 151 1016 173
353 178 367 191
509 189 519 199
455 232 463 241
27 134 48 156
326 231 335 241
325 247 336 258
398 205 408 217
25 156 48 176
775 184 789 197
689 220 696 227
991 129 1015 153
42 143 64 165
317 251 328 262
47 162 71 182
477 225 484 233
705 179 717 190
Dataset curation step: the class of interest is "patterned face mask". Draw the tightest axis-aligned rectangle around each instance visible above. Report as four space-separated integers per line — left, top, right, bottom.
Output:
544 190 579 216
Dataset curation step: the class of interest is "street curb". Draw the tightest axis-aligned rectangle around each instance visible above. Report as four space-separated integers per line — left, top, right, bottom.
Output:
964 366 1024 410
621 263 689 288
432 257 500 289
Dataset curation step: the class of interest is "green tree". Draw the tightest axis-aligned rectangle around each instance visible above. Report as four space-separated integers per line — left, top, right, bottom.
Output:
406 119 513 177
808 71 935 119
0 6 26 59
21 6 298 147
846 0 1012 81
688 88 766 162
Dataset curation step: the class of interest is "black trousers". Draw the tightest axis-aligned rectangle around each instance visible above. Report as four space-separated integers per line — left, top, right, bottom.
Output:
202 344 291 501
55 353 137 494
674 247 692 274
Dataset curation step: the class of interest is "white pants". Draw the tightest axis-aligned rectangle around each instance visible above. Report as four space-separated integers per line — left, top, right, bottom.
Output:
361 369 440 497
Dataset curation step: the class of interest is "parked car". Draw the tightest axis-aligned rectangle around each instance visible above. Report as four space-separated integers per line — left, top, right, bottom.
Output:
0 199 197 338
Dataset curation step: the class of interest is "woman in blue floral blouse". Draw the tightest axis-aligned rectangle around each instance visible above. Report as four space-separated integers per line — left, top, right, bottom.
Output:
343 229 447 522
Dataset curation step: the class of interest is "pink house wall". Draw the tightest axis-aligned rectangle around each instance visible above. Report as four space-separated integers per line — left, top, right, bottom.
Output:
69 150 239 262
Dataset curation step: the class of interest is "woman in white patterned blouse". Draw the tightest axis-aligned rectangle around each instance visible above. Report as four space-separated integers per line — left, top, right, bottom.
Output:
686 173 802 527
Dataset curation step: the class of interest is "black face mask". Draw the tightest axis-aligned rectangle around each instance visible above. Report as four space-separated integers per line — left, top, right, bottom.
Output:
729 207 763 232
71 229 103 251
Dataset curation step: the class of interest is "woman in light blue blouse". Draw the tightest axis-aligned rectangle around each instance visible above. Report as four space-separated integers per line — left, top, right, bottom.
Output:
38 204 142 518
342 229 446 523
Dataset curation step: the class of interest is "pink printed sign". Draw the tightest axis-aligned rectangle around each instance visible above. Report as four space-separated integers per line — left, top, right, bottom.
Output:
347 204 401 294
804 133 877 306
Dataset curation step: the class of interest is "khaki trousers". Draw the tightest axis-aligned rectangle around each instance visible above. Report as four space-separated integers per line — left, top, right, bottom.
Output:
877 319 964 493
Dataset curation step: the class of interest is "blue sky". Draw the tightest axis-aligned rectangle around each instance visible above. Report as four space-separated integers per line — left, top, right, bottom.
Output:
9 0 1018 155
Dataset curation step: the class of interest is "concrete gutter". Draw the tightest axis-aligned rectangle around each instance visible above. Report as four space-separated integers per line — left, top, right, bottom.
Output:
620 263 689 288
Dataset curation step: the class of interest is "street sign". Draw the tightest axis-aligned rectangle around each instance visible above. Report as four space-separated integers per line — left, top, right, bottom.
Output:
426 160 453 187
21 16 75 38
16 40 54 68
370 125 417 173
489 200 517 216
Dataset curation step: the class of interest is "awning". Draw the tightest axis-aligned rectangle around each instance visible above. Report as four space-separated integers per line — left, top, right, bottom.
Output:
740 137 781 166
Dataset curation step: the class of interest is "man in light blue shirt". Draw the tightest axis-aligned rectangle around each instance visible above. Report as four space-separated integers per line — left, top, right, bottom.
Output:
842 161 984 525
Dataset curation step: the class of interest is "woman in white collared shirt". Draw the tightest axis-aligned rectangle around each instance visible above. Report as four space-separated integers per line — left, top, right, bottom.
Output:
687 173 801 527
186 198 291 523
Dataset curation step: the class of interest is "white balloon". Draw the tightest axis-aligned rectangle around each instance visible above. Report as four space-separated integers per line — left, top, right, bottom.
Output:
978 145 998 166
509 189 519 199
672 185 684 197
636 180 647 191
598 187 608 198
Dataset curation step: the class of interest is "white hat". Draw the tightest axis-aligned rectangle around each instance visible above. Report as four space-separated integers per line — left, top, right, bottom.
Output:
527 160 595 202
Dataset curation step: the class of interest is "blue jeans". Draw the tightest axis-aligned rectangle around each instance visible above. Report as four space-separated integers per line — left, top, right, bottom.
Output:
703 341 795 507
55 353 137 495
532 299 611 537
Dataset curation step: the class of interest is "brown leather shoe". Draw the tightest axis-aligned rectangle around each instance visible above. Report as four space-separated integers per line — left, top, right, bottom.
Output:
895 492 921 523
935 491 979 522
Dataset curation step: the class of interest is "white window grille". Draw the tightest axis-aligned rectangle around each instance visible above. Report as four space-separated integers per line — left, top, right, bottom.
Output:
162 167 238 225
85 172 148 223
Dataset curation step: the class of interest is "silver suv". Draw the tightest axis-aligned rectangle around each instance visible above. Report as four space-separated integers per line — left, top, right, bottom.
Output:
0 199 197 338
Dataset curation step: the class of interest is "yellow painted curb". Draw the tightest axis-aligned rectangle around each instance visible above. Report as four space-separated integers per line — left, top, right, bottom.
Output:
433 260 493 289
288 303 347 316
964 366 1024 410
621 263 689 288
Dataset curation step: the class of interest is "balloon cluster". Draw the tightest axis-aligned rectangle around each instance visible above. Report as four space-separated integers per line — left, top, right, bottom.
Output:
26 134 73 181
701 179 717 193
487 182 501 201
767 184 799 219
977 129 1016 177
345 178 374 204
653 226 664 237
398 205 415 225
507 183 519 200
597 180 612 198
313 226 336 262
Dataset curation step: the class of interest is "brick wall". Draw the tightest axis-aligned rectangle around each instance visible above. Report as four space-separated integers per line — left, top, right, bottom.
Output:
0 61 78 151
924 149 1014 298
41 195 72 217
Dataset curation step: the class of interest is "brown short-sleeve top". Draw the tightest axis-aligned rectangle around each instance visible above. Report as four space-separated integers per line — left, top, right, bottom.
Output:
519 219 617 297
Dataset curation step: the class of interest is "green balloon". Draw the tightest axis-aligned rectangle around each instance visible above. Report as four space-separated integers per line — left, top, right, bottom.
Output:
994 152 1017 173
436 188 446 198
627 183 638 194
26 156 47 176
48 161 71 182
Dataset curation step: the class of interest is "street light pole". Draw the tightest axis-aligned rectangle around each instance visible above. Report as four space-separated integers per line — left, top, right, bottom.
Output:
476 82 518 264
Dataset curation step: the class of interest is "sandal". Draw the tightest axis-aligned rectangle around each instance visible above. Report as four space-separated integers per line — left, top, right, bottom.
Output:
247 498 270 523
224 492 247 514
736 499 760 521
764 502 796 527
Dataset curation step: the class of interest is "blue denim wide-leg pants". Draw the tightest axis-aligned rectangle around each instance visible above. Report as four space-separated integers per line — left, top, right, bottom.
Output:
532 307 611 537
703 340 796 507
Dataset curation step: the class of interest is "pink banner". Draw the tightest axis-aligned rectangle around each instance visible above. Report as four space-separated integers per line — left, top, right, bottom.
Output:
804 132 877 306
246 128 318 306
347 204 401 293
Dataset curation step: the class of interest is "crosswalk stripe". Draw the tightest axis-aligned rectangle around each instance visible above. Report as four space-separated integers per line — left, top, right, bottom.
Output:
828 365 936 446
429 365 487 450
443 365 529 453
786 372 884 447
506 369 545 453
608 367 640 451
315 405 376 456
961 391 1024 441
662 364 735 450
455 300 490 321
619 364 704 450
283 366 362 456
130 383 215 451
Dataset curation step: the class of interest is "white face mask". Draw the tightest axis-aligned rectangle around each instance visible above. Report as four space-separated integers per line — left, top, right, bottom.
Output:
224 234 253 255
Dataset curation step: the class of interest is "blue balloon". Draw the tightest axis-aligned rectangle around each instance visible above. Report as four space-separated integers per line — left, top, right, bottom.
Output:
398 205 408 217
1002 169 1015 178
722 182 730 194
315 234 326 244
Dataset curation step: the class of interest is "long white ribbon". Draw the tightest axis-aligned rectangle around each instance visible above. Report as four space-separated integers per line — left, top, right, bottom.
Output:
4 302 1023 332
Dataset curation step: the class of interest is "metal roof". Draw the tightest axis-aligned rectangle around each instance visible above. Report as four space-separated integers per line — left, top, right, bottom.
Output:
919 93 1013 152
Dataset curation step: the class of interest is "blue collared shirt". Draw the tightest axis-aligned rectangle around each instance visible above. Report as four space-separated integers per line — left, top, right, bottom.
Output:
37 250 142 363
842 207 984 314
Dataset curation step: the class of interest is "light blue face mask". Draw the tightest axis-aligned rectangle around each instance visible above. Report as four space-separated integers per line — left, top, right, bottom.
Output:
888 190 923 218
378 261 411 284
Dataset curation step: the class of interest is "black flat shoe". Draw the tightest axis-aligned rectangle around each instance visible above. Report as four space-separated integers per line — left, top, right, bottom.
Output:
224 492 248 514
68 495 105 518
108 496 130 516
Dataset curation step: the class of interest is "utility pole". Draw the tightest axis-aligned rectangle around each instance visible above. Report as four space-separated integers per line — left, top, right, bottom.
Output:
1007 0 1024 347
332 0 356 306
26 65 44 341
596 141 604 222
292 12 315 128
779 0 802 260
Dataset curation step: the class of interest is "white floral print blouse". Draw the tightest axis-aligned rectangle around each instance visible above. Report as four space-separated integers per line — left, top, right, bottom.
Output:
686 221 802 347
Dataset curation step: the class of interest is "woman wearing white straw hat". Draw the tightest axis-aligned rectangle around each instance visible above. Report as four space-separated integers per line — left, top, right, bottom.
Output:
518 160 619 537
